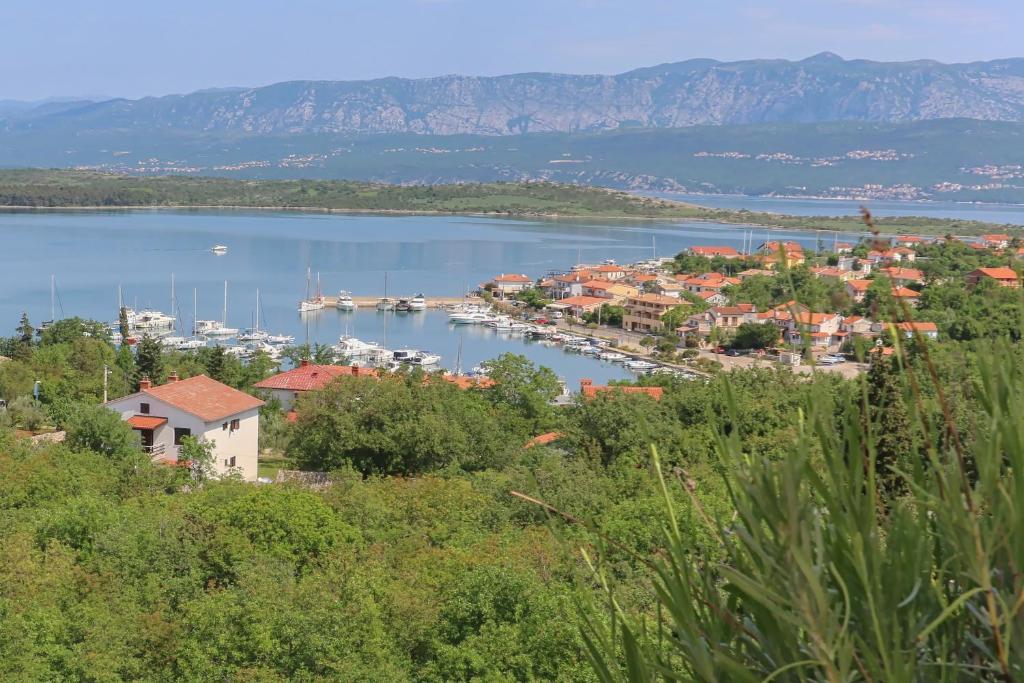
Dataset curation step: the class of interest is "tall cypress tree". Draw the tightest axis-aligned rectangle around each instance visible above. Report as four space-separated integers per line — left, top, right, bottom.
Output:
118 306 130 339
133 335 165 390
866 355 915 493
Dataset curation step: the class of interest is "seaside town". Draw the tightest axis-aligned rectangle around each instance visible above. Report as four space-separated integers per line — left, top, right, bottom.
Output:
5 226 1020 492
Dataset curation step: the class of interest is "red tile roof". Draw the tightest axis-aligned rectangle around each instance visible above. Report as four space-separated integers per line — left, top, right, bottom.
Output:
691 245 740 257
896 321 938 332
579 379 663 400
493 273 532 283
127 415 168 429
254 364 377 392
441 374 496 390
144 375 264 422
891 286 921 298
971 267 1018 280
553 295 607 308
525 431 565 448
846 279 872 292
629 293 684 306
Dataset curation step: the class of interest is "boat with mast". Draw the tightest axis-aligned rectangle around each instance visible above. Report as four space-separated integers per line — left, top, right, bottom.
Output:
197 281 239 337
376 272 395 311
298 267 325 312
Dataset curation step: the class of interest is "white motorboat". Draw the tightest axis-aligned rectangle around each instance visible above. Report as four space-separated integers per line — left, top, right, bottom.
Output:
625 359 658 371
395 297 412 312
449 311 491 324
376 297 395 311
223 345 250 359
392 349 441 366
598 351 627 362
335 335 385 361
335 290 358 311
246 341 282 359
237 329 269 342
131 309 176 334
160 335 187 348
265 333 295 345
407 293 427 311
211 244 228 255
177 338 207 351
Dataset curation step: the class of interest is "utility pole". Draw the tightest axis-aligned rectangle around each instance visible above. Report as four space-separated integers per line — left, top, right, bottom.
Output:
103 365 109 403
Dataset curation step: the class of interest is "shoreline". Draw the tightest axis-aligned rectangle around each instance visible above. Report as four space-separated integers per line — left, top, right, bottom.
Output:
0 203 969 236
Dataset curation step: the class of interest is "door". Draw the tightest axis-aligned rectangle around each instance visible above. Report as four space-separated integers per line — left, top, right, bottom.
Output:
140 429 154 449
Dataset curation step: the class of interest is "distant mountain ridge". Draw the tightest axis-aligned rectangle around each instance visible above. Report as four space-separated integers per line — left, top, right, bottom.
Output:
7 53 1024 136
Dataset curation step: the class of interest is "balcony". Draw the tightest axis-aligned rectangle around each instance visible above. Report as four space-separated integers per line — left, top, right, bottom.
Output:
143 443 166 457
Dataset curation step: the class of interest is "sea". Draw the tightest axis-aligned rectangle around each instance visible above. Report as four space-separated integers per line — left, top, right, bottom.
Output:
1 198 1018 386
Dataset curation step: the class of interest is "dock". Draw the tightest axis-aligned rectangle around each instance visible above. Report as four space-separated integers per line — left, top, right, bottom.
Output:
320 295 486 309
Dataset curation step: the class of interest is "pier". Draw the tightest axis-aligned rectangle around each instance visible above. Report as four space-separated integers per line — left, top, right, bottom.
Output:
319 295 486 308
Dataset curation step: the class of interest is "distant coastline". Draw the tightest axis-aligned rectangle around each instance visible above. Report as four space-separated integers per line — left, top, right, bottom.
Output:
0 170 1019 236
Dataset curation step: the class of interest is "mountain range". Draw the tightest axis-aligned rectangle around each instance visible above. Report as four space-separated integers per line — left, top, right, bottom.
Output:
6 53 1024 136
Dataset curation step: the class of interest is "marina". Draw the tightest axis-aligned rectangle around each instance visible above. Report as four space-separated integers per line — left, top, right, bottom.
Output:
0 203 973 386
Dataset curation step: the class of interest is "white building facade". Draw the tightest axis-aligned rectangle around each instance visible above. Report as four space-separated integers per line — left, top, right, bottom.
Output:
105 374 264 481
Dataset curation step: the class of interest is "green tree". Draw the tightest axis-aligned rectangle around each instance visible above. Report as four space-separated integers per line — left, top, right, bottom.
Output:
732 321 779 349
481 353 561 424
133 335 164 389
118 306 130 339
65 402 140 459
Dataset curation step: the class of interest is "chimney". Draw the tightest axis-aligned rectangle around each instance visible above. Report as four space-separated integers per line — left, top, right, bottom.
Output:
167 372 179 383
139 376 152 390
300 359 310 368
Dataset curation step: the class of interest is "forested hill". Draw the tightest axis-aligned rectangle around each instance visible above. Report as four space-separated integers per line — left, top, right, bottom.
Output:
6 54 1024 136
0 170 1019 236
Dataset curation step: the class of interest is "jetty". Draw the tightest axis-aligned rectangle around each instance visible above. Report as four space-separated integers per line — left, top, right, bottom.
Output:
319 295 486 309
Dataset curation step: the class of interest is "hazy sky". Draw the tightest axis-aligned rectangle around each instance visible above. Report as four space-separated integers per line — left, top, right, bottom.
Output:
2 0 1019 100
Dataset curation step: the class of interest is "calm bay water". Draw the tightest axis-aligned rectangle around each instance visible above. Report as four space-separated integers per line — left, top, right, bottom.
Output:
0 208 851 385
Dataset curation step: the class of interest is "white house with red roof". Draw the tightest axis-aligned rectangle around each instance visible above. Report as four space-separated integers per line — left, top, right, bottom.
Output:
690 245 741 259
894 321 939 340
253 360 379 411
105 374 265 481
489 273 533 297
979 234 1012 250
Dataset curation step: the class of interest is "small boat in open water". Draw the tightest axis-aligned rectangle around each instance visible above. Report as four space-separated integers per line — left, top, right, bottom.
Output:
211 244 228 255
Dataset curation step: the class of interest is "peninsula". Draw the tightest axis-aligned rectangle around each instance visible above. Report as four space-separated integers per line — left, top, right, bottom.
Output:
0 169 1018 236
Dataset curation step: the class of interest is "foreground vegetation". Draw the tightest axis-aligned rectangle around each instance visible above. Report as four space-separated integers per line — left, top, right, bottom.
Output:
2 247 1024 678
0 169 1019 235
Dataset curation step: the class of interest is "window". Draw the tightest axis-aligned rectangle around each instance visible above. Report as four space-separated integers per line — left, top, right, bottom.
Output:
230 418 240 431
140 402 150 414
173 428 191 446
222 422 228 430
229 456 236 467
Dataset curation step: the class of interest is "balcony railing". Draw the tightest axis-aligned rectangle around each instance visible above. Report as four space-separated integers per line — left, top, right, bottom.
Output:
143 443 166 457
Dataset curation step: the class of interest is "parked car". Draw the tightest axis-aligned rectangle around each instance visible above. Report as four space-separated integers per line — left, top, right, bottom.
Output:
725 349 741 357
817 354 845 366
713 345 725 354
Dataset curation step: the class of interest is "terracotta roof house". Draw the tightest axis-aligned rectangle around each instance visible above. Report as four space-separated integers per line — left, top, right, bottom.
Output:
105 374 264 481
254 360 379 411
623 293 686 333
893 235 924 248
579 379 663 400
966 267 1020 288
546 295 607 317
894 321 939 340
891 286 922 305
980 234 1012 250
810 266 854 282
690 245 741 259
878 267 925 285
490 273 533 297
524 431 565 448
845 279 873 303
591 264 627 280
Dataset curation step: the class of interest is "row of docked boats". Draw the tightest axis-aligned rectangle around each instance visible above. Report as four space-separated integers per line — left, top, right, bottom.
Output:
333 334 441 370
